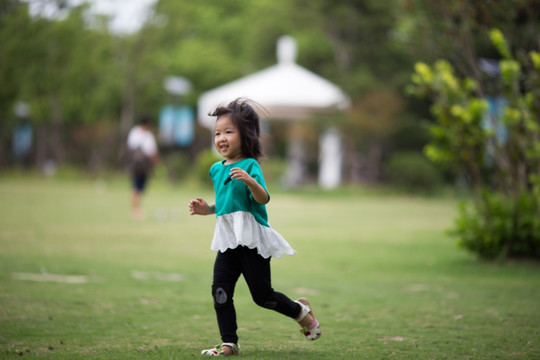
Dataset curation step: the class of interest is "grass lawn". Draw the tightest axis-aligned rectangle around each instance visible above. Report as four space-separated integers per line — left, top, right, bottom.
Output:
0 174 539 359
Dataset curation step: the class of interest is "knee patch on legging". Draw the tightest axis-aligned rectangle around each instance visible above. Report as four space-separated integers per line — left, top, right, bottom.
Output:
212 286 231 308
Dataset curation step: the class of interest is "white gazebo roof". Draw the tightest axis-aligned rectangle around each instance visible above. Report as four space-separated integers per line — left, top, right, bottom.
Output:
197 36 350 128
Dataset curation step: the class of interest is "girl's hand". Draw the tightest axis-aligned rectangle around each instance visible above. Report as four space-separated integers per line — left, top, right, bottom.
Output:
229 167 253 185
189 197 214 215
229 168 269 204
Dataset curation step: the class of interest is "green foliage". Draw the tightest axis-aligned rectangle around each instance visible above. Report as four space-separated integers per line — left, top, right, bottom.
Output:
193 148 221 185
162 152 190 182
453 190 540 259
489 28 511 60
385 151 443 192
0 0 418 175
4 0 536 190
399 0 540 80
408 60 488 185
408 28 540 260
260 158 287 186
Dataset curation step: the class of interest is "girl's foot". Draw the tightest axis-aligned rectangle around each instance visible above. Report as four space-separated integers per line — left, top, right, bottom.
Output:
295 298 321 340
201 343 239 357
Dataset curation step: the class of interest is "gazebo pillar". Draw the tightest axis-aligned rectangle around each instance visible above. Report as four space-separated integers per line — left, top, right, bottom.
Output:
318 127 343 189
282 122 307 188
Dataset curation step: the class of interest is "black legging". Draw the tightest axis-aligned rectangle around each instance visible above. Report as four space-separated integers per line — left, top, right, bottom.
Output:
211 246 301 344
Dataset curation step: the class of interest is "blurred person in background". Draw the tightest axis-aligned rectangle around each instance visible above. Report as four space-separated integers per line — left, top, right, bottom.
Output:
127 116 160 219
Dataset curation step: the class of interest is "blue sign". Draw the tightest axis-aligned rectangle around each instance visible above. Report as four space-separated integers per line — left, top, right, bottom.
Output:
159 105 194 147
12 122 33 158
482 95 508 143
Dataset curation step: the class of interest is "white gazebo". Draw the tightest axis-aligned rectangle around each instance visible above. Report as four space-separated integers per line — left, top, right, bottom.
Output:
197 36 350 188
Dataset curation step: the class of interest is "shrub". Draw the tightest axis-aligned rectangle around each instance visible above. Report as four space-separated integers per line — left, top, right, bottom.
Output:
408 29 540 260
194 148 222 185
452 190 540 260
261 158 287 186
386 151 443 192
163 152 190 182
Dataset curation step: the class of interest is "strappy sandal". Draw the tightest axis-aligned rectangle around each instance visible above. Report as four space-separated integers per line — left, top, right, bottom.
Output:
295 298 321 340
201 343 240 356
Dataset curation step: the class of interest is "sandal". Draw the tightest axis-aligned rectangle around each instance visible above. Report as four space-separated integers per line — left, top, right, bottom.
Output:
201 343 240 357
295 298 321 341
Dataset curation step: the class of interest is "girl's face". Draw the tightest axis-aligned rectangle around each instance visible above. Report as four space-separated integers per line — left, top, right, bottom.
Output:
214 115 244 163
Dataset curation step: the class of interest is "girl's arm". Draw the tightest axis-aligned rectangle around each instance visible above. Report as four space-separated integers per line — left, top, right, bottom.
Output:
229 168 269 204
189 198 215 215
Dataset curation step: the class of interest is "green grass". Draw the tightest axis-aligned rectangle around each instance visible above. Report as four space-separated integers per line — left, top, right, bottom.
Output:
0 175 539 359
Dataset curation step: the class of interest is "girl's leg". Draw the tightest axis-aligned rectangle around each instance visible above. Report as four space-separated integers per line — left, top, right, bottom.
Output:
212 250 242 344
237 246 301 318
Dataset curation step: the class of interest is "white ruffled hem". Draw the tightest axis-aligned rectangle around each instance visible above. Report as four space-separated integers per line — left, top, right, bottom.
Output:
211 211 295 259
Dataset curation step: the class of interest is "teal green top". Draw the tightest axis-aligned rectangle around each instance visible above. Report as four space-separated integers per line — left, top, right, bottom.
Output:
209 158 270 227
207 158 295 258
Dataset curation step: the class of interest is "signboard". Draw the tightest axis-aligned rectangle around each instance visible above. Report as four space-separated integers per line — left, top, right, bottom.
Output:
159 105 194 147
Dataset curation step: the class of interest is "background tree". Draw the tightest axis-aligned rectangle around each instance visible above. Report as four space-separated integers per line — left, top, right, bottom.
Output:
403 0 540 259
409 29 540 260
287 0 417 183
398 0 540 83
0 1 124 170
0 0 443 182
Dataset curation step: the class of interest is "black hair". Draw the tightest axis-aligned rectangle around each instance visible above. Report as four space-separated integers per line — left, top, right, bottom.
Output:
139 115 152 126
210 98 264 161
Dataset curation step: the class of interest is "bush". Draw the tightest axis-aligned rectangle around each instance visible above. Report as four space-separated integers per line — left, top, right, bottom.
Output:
261 158 287 186
193 148 222 185
452 190 540 260
385 151 443 192
163 152 190 182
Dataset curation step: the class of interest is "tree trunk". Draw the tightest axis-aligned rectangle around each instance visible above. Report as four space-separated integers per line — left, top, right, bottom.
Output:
120 83 135 138
0 136 5 171
49 95 64 163
365 141 383 183
35 124 48 169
